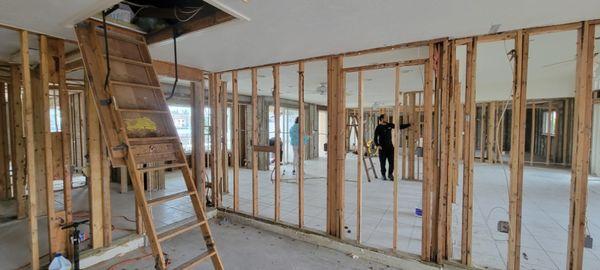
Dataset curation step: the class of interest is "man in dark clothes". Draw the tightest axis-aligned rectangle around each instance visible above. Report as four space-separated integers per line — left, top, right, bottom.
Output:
374 114 410 180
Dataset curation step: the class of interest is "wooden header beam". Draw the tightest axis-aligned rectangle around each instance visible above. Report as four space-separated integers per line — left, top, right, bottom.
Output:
153 60 204 81
342 58 428 73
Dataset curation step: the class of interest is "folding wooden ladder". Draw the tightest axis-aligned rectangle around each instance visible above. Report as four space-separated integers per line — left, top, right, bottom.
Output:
348 114 378 182
75 20 223 270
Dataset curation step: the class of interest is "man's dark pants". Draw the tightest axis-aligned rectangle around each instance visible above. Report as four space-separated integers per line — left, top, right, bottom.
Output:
378 146 394 178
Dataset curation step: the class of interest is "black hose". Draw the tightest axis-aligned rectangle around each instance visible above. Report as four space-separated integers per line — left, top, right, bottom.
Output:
166 27 179 100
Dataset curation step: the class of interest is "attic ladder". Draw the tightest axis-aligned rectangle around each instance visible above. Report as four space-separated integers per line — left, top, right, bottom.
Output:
348 114 378 182
75 20 223 270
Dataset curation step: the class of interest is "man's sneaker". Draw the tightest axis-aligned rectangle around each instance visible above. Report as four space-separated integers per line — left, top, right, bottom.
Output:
388 175 394 181
381 175 387 180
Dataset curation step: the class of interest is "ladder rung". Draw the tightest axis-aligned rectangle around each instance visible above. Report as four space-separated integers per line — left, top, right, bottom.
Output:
128 136 179 143
158 220 206 242
107 55 153 67
117 108 170 114
110 80 161 90
147 191 194 207
138 163 187 173
173 250 217 270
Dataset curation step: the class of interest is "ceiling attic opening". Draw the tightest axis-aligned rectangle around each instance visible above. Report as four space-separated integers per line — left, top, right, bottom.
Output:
103 0 235 44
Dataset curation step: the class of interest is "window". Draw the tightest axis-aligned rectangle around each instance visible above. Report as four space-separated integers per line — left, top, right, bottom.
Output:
169 105 192 153
542 110 557 136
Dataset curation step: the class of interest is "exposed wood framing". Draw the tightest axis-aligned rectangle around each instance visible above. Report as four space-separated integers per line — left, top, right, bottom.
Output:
273 66 282 221
191 80 206 206
422 46 434 260
356 70 363 241
487 102 497 163
40 35 59 256
232 71 240 211
392 66 401 250
153 60 204 82
9 64 26 219
21 29 40 270
87 77 104 249
220 81 227 199
507 31 528 270
343 58 428 73
461 38 477 266
566 21 595 270
436 40 451 262
57 40 73 227
101 137 112 246
326 56 345 238
251 68 259 216
530 103 536 165
298 62 305 228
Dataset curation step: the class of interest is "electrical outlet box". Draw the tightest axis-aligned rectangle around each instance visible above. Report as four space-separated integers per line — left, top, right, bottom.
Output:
497 220 509 233
585 235 593 249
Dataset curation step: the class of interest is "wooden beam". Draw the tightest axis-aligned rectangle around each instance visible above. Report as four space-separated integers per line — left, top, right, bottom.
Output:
232 71 240 211
9 64 26 219
191 79 206 206
461 38 477 266
566 21 595 270
273 65 281 221
57 40 73 229
219 80 227 201
0 81 8 200
146 10 235 44
530 103 536 165
436 40 450 262
40 35 59 256
393 66 400 250
422 45 434 261
508 31 528 270
153 59 204 82
21 29 40 270
87 76 104 249
326 56 345 238
356 70 363 241
298 62 305 228
487 102 497 163
546 104 552 165
342 58 428 73
251 68 259 216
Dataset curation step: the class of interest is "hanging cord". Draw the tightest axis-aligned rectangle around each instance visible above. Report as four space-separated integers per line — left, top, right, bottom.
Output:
102 5 119 93
166 26 179 100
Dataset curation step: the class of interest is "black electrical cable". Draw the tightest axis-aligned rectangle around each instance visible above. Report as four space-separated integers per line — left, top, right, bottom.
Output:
102 10 111 93
166 27 179 100
101 5 119 93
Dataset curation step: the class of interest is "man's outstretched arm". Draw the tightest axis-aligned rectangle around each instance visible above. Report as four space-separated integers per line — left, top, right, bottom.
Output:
399 123 411 130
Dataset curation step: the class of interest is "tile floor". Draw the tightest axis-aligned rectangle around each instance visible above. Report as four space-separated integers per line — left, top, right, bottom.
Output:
219 154 600 270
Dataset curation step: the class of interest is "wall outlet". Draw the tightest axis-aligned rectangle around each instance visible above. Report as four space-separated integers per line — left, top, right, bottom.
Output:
497 220 509 233
585 235 593 249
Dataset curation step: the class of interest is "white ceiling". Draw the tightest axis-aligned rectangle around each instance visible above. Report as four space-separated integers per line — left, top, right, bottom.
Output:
0 0 599 107
148 0 600 72
0 0 121 39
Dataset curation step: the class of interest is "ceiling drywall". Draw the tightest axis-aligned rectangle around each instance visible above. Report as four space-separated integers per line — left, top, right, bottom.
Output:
1 0 599 107
148 0 600 72
0 0 121 39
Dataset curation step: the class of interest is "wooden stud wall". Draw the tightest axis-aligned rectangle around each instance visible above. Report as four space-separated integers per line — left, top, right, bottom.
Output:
326 56 345 238
566 22 595 270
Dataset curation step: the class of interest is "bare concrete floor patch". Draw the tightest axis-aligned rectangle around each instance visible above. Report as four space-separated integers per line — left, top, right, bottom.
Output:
89 217 398 270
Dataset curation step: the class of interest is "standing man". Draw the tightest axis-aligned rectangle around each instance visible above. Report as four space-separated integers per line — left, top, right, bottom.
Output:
374 114 410 180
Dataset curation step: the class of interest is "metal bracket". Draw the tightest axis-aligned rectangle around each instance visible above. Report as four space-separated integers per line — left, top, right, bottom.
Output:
100 98 112 106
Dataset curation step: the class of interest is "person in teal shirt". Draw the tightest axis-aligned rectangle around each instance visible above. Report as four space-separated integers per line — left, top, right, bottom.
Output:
290 117 311 175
